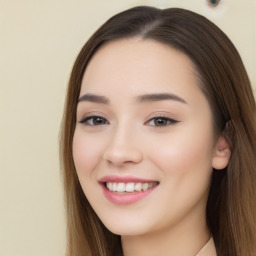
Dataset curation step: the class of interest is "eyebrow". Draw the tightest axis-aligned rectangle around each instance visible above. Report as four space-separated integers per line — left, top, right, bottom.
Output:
77 93 187 105
136 93 187 104
78 94 110 104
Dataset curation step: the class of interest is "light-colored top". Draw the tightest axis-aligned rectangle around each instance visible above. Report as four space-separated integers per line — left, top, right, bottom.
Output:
195 237 217 256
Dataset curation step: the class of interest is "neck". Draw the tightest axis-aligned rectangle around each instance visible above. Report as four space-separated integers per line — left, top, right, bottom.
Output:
121 212 210 256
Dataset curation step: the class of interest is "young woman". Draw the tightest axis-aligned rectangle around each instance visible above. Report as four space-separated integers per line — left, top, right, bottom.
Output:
60 6 256 256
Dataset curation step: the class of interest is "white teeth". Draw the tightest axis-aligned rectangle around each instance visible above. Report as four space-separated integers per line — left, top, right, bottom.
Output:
108 182 113 191
113 182 117 192
105 182 158 193
135 183 142 192
126 182 135 192
117 182 126 192
142 183 149 191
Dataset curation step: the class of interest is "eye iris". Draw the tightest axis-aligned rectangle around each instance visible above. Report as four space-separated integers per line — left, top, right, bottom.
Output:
93 117 105 125
155 118 167 126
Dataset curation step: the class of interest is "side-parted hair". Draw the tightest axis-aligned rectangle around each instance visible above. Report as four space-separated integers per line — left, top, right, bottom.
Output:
60 6 256 256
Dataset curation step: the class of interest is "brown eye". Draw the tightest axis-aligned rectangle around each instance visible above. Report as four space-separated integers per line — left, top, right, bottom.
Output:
146 117 178 127
154 118 168 126
79 116 109 126
92 117 107 125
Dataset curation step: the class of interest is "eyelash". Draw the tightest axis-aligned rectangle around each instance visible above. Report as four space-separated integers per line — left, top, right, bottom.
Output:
146 116 178 127
79 115 178 127
79 116 109 126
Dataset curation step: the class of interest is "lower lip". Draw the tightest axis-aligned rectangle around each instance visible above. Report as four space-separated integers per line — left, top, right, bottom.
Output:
101 184 158 205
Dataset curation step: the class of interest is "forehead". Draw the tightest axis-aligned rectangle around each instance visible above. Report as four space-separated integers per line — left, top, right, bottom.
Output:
80 38 202 104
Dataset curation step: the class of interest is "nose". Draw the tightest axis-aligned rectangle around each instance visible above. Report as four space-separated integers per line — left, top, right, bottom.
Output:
103 126 143 167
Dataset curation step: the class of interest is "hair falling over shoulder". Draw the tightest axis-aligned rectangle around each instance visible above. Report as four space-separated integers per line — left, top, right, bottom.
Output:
59 6 256 256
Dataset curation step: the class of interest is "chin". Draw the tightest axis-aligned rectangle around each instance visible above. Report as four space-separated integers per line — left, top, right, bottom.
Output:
108 227 146 236
102 218 151 236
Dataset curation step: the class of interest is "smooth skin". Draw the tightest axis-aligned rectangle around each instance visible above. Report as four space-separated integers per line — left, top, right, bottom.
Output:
72 39 231 256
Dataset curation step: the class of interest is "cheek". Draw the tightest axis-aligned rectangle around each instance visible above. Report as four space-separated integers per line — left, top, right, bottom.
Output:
72 130 103 178
149 124 214 179
72 130 107 214
147 128 214 223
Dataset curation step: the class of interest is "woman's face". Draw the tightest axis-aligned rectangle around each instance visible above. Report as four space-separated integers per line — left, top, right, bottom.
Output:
72 39 220 236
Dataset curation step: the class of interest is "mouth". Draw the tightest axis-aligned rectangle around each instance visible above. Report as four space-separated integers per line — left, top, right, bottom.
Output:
104 181 159 193
99 176 159 204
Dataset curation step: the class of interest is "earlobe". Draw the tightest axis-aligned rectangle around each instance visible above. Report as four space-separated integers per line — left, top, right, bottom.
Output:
212 135 231 170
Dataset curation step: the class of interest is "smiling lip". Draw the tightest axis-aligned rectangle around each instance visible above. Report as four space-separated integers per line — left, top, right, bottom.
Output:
99 175 159 205
99 175 157 183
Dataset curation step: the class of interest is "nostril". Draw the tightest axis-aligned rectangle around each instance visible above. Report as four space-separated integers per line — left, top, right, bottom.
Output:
103 145 143 166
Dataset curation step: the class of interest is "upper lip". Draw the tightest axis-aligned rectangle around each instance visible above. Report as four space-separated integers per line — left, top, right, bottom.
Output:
99 175 158 183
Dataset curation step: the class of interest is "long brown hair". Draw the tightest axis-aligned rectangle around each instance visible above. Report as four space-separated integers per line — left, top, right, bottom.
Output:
60 6 256 256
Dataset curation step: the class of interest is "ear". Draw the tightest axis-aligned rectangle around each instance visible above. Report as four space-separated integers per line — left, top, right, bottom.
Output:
212 135 231 170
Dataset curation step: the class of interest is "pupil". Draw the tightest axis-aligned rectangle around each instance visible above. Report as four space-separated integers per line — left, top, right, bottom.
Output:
156 118 166 126
95 117 103 124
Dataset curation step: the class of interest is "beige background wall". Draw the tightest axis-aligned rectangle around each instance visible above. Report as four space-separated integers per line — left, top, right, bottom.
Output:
0 1 255 255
